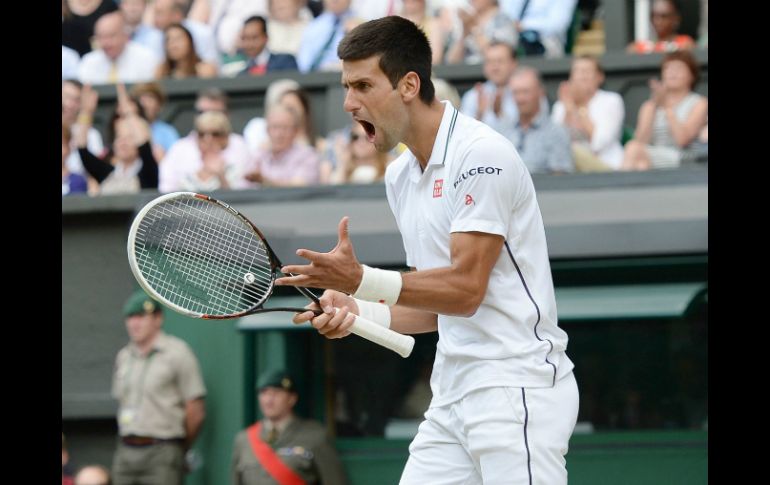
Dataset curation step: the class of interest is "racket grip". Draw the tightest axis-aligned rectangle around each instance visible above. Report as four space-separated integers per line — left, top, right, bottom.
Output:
348 313 415 358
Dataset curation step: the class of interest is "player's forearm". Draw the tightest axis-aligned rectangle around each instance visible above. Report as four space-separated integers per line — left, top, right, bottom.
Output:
397 267 486 317
389 305 438 334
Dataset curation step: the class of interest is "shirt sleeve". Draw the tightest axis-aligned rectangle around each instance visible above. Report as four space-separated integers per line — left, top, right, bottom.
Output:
176 344 207 401
448 136 521 236
590 93 624 154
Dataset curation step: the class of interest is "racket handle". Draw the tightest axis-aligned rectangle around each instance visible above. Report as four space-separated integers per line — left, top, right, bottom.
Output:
347 312 415 358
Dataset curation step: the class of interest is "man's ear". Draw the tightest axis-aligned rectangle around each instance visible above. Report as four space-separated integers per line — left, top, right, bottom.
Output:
399 72 421 103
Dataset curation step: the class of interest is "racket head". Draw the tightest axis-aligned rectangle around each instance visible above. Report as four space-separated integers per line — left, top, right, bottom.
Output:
127 192 280 319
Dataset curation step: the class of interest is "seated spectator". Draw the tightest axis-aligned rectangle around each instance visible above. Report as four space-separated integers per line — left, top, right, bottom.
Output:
296 0 357 73
446 0 516 65
62 79 104 175
62 0 119 57
120 0 164 59
244 105 321 187
509 67 573 174
130 82 180 160
62 45 81 80
460 42 519 136
160 88 254 192
78 12 160 84
330 122 391 184
622 51 707 170
627 0 695 54
267 0 312 57
73 465 111 485
552 56 625 171
277 89 319 148
220 16 297 77
243 78 301 155
399 0 446 65
62 124 88 196
178 112 249 191
501 0 578 58
74 84 159 195
155 23 218 79
199 0 269 56
153 0 220 65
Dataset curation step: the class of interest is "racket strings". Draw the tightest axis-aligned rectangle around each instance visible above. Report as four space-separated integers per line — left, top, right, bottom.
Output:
133 196 273 315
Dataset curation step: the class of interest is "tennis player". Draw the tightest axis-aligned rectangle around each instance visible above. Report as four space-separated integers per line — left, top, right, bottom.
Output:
277 16 579 485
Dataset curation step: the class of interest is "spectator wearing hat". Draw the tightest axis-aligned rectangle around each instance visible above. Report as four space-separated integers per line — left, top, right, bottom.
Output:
111 290 207 485
231 369 349 485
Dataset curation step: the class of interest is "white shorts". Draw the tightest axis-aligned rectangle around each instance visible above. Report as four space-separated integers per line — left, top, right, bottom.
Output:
400 372 579 485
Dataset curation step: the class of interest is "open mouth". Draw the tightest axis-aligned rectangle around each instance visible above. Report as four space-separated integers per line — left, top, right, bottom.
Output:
357 120 376 143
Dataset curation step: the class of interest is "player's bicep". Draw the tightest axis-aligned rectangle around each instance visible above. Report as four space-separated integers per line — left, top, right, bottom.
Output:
450 231 505 293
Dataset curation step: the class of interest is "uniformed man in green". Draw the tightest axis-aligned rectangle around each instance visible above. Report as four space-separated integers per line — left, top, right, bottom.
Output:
111 290 207 485
231 369 349 485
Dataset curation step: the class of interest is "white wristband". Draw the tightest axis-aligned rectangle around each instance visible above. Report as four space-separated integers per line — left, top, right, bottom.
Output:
353 298 392 328
353 265 403 306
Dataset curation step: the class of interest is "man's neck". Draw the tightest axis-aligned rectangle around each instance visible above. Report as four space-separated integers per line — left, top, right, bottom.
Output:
266 414 294 431
403 100 447 169
519 111 537 129
134 332 161 356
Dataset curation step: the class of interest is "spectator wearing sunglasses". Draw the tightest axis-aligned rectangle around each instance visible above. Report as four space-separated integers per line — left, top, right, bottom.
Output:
177 112 252 191
159 88 252 192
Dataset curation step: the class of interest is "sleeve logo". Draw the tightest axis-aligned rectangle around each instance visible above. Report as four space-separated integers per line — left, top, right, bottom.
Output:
454 166 502 189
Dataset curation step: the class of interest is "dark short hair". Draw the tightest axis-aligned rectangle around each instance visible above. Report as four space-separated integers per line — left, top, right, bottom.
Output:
244 15 267 34
661 50 700 89
338 16 434 104
573 55 604 76
487 41 517 61
196 87 229 109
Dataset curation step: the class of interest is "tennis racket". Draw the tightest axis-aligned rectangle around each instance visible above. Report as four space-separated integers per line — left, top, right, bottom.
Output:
127 192 414 358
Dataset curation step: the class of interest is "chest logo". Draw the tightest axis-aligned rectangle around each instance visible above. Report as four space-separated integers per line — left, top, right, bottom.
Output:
465 194 475 205
433 179 444 198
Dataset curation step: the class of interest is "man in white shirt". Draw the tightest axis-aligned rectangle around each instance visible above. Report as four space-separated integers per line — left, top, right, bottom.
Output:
280 16 579 485
78 12 160 84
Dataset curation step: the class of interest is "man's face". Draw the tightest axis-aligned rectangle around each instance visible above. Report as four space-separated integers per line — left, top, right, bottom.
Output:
258 387 297 420
125 312 162 347
120 0 146 26
569 58 602 95
342 56 405 153
153 0 181 30
483 44 516 87
95 15 129 60
241 21 268 59
511 72 542 118
651 0 678 38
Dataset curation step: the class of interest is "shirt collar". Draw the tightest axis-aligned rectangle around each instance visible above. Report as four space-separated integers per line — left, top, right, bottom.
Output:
408 100 457 181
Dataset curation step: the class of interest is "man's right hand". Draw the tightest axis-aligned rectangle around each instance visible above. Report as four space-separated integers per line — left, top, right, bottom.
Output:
292 290 359 339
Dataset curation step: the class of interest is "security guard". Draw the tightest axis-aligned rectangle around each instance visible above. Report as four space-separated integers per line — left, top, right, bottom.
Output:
111 290 207 485
231 369 348 485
